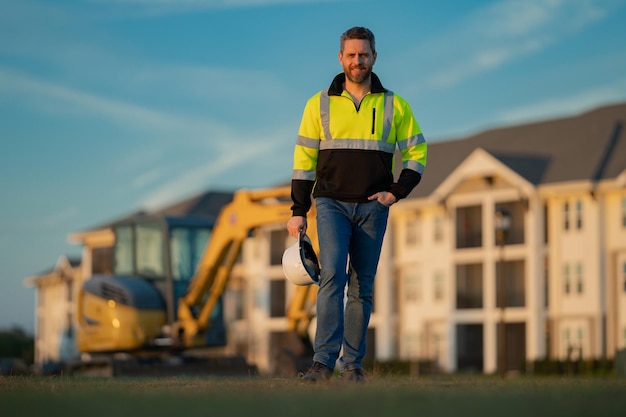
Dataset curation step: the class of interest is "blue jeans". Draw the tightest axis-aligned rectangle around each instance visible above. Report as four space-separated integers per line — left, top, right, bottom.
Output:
313 197 389 371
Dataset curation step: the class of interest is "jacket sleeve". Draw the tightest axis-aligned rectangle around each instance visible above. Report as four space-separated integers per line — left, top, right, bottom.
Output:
290 94 321 216
391 169 422 200
391 95 427 200
291 179 315 216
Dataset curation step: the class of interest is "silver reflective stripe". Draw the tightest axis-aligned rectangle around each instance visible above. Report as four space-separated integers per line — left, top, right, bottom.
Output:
320 138 396 153
382 91 394 141
404 159 425 175
292 169 316 180
398 133 426 151
320 89 332 140
297 135 321 149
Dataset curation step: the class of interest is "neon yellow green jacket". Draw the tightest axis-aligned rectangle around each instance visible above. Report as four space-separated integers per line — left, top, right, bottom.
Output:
291 72 427 216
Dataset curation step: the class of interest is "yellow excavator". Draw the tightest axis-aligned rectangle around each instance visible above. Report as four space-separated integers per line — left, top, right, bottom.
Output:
75 186 318 376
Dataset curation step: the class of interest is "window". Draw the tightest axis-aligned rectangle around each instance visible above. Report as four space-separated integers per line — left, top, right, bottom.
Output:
543 258 550 307
114 225 134 275
434 271 444 301
170 227 210 281
543 204 550 243
404 272 421 303
404 332 420 359
434 215 443 243
136 222 165 278
232 287 244 320
456 324 483 372
496 260 526 307
456 205 482 248
563 202 570 231
494 202 525 245
576 199 583 230
66 280 73 302
114 221 169 278
92 246 113 274
576 263 584 294
406 215 421 246
270 279 286 317
270 229 289 265
456 263 483 309
564 264 570 295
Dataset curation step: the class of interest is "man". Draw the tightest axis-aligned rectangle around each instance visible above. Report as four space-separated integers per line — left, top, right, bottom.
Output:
287 26 427 382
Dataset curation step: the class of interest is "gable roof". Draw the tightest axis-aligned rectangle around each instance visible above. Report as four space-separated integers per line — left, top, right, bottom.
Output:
24 255 82 286
150 190 234 222
406 102 626 199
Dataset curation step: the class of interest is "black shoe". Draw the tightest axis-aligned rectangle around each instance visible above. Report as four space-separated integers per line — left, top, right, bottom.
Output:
340 368 366 383
300 361 333 382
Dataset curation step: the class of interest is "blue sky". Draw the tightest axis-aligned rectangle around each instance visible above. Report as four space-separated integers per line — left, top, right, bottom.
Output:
1 0 626 333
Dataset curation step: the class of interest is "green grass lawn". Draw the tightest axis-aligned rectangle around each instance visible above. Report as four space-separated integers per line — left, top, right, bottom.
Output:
2 374 625 417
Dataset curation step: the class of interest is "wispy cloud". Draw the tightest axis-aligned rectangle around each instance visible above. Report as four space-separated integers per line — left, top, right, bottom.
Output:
0 67 295 208
138 124 292 209
401 0 613 94
0 67 230 137
132 169 165 189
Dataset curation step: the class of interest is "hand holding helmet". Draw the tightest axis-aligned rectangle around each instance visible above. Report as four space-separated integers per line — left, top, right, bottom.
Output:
287 215 307 238
282 232 320 286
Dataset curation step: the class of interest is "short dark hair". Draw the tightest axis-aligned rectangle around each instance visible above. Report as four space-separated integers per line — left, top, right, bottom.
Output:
340 26 376 54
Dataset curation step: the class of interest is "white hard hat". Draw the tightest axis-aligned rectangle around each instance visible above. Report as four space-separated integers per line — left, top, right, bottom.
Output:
282 233 320 286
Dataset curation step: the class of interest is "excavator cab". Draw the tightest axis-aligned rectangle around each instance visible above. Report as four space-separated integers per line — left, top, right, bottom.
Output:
77 214 226 353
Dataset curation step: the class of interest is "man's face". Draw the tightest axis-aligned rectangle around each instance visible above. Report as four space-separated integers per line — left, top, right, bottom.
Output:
339 39 377 84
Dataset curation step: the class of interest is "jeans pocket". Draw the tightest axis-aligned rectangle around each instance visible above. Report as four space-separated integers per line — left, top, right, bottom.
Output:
373 199 391 210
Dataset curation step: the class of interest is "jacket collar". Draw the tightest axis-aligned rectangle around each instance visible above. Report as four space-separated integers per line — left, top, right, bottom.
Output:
328 72 387 96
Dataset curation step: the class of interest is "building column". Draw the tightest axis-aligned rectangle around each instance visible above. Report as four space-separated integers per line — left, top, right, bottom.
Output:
374 233 396 361
526 195 545 364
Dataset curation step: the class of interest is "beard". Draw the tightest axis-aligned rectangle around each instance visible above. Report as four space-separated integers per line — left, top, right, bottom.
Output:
345 64 372 84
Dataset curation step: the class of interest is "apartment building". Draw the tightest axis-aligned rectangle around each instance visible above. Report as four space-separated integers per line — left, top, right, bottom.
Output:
384 102 626 374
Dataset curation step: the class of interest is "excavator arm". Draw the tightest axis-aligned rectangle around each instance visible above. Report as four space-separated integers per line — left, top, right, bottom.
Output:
174 186 318 347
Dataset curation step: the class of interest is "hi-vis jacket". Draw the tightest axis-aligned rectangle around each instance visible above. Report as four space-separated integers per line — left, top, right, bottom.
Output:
290 72 427 217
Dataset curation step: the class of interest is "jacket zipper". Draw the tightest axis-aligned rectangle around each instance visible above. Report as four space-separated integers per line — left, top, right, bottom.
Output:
371 108 376 134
